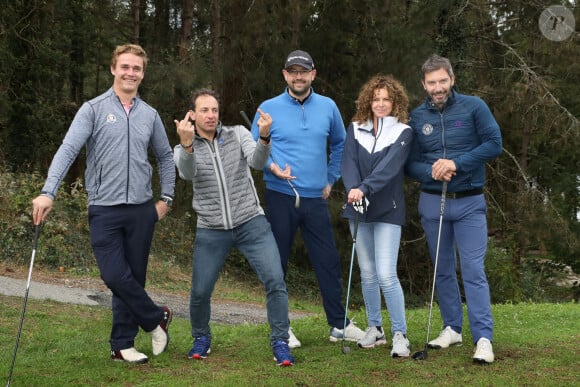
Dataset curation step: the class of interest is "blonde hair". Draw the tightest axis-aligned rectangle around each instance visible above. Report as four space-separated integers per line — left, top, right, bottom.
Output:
111 44 148 71
352 74 409 124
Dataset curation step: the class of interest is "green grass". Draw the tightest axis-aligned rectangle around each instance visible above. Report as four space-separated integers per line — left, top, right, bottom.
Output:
1 295 578 387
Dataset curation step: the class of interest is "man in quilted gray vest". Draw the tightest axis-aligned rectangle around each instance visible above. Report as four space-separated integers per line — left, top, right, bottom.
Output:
173 89 294 366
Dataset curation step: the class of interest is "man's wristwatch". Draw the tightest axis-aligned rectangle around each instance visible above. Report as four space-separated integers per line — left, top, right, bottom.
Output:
259 134 271 143
160 196 173 208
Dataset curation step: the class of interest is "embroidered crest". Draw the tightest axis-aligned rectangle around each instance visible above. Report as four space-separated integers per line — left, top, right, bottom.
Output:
422 123 433 136
107 114 117 123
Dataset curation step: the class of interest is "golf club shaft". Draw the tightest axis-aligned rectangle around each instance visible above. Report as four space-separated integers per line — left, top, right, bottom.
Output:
7 224 41 387
239 110 300 208
342 209 359 351
424 182 448 345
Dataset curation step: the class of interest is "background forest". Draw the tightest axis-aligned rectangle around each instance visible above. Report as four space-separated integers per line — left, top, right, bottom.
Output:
0 0 578 304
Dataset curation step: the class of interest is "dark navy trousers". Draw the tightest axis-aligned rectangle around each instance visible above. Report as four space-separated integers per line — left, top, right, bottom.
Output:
265 189 349 328
88 200 164 351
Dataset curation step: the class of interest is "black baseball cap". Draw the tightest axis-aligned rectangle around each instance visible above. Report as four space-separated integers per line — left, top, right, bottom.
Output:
284 50 314 70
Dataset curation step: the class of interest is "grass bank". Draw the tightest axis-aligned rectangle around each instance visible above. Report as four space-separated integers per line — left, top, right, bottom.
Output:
1 294 577 386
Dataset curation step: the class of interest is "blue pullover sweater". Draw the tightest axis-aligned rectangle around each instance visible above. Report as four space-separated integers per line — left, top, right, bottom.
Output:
405 90 502 193
251 88 346 198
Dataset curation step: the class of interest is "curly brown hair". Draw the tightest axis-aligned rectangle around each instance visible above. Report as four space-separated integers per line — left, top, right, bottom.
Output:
352 74 409 124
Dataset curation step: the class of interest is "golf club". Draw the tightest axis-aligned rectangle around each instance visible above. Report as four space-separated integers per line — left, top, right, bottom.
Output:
412 182 448 361
6 223 42 387
341 200 365 354
239 110 300 208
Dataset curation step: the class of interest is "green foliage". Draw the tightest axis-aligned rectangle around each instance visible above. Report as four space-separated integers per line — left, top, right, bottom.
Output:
0 0 578 303
0 166 92 270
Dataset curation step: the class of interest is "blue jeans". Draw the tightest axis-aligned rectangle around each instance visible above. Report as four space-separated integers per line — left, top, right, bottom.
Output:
419 192 494 344
189 215 289 343
265 189 348 329
351 221 407 335
89 201 164 351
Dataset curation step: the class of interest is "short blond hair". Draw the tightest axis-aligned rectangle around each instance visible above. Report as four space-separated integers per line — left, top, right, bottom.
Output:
111 44 148 71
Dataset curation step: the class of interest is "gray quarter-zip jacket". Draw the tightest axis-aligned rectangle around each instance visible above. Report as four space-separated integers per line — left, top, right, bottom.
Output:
174 123 269 230
41 88 175 205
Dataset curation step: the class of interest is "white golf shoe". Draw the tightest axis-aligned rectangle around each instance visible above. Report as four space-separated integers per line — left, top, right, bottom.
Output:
428 326 462 349
473 337 494 364
391 331 411 357
288 327 302 349
329 321 365 342
357 326 387 349
111 347 148 363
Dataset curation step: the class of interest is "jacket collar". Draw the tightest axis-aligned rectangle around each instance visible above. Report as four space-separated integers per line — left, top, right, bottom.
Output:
285 87 313 105
354 116 400 132
194 121 222 141
425 88 457 111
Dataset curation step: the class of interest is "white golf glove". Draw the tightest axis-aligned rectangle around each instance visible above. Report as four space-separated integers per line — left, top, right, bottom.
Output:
353 198 369 214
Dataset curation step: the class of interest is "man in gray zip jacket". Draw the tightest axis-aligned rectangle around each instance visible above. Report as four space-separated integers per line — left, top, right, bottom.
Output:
32 44 175 364
174 88 294 366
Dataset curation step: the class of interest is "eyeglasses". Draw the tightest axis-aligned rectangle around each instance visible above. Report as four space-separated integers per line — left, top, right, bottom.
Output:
286 69 311 76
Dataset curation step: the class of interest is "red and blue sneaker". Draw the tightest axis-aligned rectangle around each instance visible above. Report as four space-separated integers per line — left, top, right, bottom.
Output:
188 335 211 360
272 340 294 367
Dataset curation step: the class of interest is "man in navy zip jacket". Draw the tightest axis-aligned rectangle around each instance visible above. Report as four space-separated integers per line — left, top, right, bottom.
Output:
251 50 364 348
405 54 502 364
32 44 175 364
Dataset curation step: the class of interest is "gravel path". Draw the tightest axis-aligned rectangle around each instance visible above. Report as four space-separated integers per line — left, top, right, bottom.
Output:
0 274 313 325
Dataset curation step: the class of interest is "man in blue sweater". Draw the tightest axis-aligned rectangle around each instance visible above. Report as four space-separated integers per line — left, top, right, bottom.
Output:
252 50 364 348
406 54 502 364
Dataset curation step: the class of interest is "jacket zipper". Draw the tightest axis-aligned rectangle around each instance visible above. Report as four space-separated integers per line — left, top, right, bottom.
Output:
208 138 232 228
125 106 131 202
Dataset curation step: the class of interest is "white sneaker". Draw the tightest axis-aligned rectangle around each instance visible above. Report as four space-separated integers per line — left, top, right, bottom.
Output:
473 338 494 364
391 331 410 357
357 326 387 348
428 326 462 349
151 306 172 355
288 327 302 349
111 347 148 363
329 321 365 342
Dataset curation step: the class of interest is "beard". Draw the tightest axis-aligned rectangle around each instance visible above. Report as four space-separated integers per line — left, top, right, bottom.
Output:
429 90 451 108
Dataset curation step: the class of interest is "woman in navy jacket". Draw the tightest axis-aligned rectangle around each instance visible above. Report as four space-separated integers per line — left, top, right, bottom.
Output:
341 74 413 357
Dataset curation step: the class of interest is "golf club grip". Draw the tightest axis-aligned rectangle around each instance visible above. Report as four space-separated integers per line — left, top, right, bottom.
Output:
32 223 41 249
352 210 359 241
440 181 448 215
240 110 252 129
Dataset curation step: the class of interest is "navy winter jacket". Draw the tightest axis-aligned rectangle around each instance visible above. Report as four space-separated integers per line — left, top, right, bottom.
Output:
405 90 502 192
341 117 413 225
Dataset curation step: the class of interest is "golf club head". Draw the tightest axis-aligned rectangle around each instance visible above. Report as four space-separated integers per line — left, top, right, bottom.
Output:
412 350 427 360
341 342 351 354
411 344 429 360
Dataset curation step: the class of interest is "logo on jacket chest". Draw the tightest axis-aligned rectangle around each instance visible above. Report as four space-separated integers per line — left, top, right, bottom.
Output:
422 123 433 136
107 114 117 123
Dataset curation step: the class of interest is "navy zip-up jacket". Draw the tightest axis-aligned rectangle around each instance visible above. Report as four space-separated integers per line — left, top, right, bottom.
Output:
341 117 413 225
405 90 502 192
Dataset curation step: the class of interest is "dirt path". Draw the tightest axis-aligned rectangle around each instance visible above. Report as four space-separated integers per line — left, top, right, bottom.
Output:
0 265 313 325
